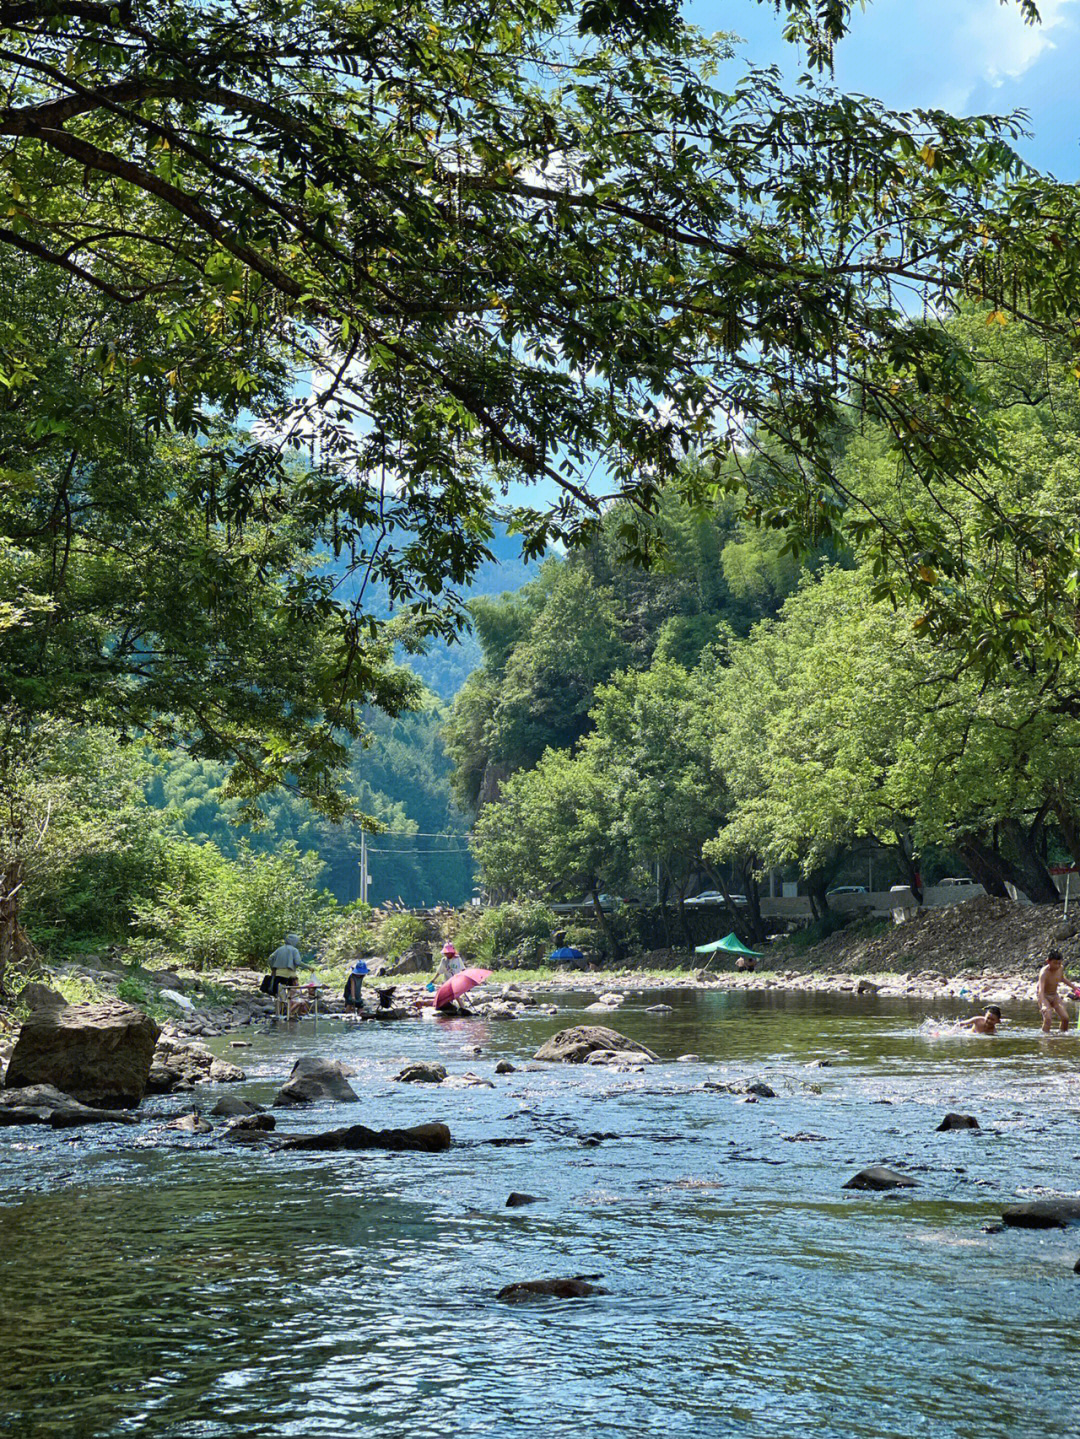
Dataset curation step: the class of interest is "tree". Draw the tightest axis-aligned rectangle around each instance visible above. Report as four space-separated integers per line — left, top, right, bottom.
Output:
2 0 1077 663
584 659 734 942
0 713 165 988
471 746 627 953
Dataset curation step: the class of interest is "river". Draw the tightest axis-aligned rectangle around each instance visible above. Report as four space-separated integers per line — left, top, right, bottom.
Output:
2 988 1079 1438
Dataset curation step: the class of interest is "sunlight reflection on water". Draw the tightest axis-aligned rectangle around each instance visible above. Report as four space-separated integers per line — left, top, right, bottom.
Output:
3 988 1080 1438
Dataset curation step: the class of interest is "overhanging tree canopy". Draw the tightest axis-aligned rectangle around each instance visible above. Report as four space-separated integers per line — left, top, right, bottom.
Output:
2 0 1078 666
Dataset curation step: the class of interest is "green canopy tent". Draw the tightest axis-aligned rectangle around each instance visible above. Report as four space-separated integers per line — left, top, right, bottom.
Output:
694 932 762 968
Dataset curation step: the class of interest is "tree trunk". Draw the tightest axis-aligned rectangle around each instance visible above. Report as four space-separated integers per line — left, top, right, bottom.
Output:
0 860 34 998
958 835 1011 898
1000 817 1061 905
1053 797 1080 871
742 864 766 944
806 873 830 920
590 888 621 963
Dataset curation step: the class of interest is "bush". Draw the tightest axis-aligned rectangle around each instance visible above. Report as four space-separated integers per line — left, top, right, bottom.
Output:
318 903 375 967
132 836 333 969
453 901 557 967
374 911 426 961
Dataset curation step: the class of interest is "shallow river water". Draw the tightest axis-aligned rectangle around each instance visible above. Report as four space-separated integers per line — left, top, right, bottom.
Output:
2 988 1080 1439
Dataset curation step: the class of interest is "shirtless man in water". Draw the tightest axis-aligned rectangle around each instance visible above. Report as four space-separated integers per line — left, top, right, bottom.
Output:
1037 949 1070 1033
959 1005 1002 1035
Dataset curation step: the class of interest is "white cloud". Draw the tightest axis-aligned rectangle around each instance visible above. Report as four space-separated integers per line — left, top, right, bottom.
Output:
962 0 1077 89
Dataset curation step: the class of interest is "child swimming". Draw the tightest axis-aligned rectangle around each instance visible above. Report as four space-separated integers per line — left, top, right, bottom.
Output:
957 1005 1002 1035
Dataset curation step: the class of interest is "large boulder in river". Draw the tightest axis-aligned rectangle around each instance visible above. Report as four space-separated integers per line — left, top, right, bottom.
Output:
534 1025 657 1064
4 1001 159 1108
272 1057 359 1106
1002 1199 1080 1229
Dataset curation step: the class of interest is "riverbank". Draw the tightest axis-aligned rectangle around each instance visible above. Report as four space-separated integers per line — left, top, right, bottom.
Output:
2 894 1069 1070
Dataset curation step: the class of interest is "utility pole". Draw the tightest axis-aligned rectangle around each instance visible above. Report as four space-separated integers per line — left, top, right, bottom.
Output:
359 831 369 905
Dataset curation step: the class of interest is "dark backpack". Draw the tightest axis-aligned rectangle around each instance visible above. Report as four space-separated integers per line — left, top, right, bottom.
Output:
259 973 274 995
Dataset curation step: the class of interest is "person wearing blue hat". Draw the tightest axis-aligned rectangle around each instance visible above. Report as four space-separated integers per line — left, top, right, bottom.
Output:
344 960 369 1011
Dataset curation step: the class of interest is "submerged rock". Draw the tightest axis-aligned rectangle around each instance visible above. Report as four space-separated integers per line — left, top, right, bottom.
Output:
5 1000 159 1108
1001 1199 1080 1229
494 1060 516 1074
395 1062 447 1084
0 1083 137 1128
506 1192 545 1207
273 1057 359 1106
496 1275 608 1302
534 1026 657 1064
282 1121 451 1153
210 1095 264 1117
937 1113 980 1131
843 1166 918 1191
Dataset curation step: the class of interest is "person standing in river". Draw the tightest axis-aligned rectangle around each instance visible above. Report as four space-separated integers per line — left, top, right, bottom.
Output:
267 932 305 1013
1037 949 1070 1033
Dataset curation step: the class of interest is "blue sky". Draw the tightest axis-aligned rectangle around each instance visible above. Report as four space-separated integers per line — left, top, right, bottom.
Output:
690 0 1080 176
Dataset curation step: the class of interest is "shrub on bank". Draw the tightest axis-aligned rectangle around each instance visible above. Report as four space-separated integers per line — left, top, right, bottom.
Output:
132 836 334 969
374 911 426 961
452 901 557 967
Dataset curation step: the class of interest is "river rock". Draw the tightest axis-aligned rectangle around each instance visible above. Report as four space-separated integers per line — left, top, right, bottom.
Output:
485 1005 517 1021
273 1057 359 1105
534 1026 657 1065
646 1004 673 1014
676 1054 701 1063
496 1275 608 1302
168 1112 213 1134
210 1095 264 1117
745 1081 776 1098
443 1072 495 1088
146 1064 185 1094
18 982 68 1012
843 1166 918 1191
585 1002 619 1013
395 1062 447 1084
282 1121 451 1152
226 1112 275 1134
598 993 624 1007
208 1059 246 1083
506 1192 545 1207
1001 1199 1080 1229
494 1060 516 1074
373 1007 409 1022
4 1000 159 1108
937 1113 980 1131
0 1082 137 1127
856 980 879 995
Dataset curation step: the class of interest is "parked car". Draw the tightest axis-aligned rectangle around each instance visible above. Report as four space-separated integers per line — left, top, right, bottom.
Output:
551 893 624 912
939 877 977 888
685 890 725 906
826 885 868 897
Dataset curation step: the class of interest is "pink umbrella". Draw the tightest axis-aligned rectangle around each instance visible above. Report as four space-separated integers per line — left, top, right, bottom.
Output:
434 967 491 1011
